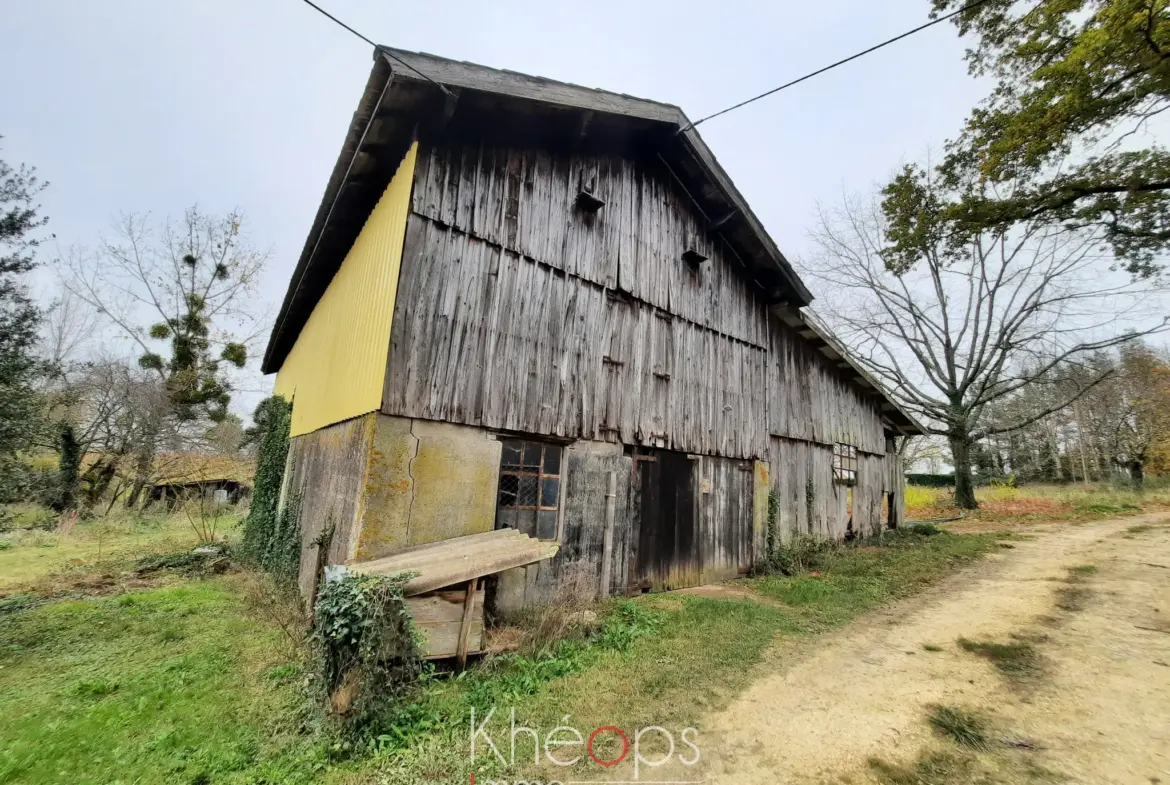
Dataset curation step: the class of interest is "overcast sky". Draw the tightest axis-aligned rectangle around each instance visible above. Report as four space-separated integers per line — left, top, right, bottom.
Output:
3 0 997 409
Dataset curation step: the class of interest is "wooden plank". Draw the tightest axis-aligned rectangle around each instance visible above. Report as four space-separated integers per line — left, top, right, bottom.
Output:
456 577 479 668
405 587 484 659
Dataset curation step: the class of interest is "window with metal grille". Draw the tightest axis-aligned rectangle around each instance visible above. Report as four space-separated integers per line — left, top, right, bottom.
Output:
497 440 562 540
833 443 857 485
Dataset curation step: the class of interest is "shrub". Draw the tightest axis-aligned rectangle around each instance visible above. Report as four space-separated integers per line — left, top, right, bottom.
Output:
769 535 840 575
906 473 955 487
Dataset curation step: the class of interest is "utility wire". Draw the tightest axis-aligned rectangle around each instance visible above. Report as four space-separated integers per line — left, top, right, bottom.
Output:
682 0 997 131
296 0 452 95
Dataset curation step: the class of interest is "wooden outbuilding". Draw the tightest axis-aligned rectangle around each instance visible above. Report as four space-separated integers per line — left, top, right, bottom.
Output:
262 48 923 614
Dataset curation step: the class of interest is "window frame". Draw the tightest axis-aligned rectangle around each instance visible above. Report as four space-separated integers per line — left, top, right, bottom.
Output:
497 439 564 542
833 443 858 486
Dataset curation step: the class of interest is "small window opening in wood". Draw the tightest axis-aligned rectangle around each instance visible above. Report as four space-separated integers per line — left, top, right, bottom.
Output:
833 443 857 485
575 189 605 213
497 439 562 541
682 248 708 267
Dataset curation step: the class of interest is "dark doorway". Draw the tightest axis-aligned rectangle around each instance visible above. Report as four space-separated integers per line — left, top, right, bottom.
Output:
628 449 697 592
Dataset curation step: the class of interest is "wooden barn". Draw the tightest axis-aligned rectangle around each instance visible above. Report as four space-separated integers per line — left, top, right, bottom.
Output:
263 48 922 616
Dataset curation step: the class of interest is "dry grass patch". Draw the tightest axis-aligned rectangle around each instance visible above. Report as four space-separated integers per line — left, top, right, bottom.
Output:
869 749 977 785
927 705 989 750
958 637 1044 682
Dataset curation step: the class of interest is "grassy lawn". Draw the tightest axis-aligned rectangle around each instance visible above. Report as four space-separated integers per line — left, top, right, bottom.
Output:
344 527 1004 784
905 481 1170 525
0 578 311 785
0 509 1004 785
0 508 231 593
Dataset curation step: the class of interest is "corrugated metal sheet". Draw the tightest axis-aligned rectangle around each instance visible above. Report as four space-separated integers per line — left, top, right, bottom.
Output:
275 143 418 437
348 528 559 596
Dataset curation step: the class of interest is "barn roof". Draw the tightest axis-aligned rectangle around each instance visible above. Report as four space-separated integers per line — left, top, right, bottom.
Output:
262 47 924 435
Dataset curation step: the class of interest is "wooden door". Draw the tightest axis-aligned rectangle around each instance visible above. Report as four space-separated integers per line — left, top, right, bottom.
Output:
628 450 698 592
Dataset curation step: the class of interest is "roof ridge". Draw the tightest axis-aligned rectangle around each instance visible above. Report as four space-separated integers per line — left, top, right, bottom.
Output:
377 46 686 113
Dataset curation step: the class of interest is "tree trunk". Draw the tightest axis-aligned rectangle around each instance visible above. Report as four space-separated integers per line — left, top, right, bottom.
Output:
125 446 153 509
949 434 979 510
55 424 81 512
1129 460 1144 490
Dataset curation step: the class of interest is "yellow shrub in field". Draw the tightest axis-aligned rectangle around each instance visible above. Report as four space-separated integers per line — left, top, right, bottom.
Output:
977 485 1021 503
905 485 944 510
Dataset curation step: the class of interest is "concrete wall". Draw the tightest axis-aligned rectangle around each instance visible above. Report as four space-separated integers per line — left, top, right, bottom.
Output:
284 413 377 599
356 414 501 561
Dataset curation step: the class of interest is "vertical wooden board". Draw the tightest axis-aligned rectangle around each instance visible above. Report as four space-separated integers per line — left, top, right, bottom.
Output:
455 144 479 233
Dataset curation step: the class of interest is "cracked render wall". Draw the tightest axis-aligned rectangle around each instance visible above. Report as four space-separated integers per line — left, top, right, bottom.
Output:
357 414 502 562
288 412 502 596
284 412 378 600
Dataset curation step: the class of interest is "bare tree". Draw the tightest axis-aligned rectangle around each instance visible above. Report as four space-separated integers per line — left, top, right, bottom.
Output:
805 190 1167 508
39 274 99 378
898 434 950 474
61 207 270 506
1099 342 1170 487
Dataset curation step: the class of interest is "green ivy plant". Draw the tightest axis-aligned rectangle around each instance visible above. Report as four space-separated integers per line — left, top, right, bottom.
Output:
765 488 780 566
240 395 298 579
313 571 422 735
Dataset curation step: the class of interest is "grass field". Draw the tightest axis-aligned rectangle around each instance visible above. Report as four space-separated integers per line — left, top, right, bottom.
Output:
904 481 1170 524
0 509 1006 785
0 579 310 785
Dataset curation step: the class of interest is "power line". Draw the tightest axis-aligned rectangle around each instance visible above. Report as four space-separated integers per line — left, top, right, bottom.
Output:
682 0 997 131
296 0 452 95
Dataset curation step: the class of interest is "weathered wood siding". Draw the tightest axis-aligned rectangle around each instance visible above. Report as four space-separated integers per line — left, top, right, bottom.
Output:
407 142 768 346
767 321 886 454
496 443 758 610
766 436 842 542
384 139 885 462
692 455 757 583
854 453 890 538
384 215 768 459
496 441 631 611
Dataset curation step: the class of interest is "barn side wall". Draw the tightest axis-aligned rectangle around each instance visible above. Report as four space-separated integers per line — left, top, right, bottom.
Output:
368 136 903 605
281 136 905 607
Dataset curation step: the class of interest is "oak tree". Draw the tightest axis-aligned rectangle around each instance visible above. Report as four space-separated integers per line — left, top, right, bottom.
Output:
886 0 1170 277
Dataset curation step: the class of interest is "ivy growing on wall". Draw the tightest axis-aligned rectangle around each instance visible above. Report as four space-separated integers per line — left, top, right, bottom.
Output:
313 571 422 733
805 477 816 533
765 488 779 566
240 395 299 580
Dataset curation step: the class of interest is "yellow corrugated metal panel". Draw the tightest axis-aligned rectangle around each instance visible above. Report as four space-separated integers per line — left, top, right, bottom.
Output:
274 142 417 437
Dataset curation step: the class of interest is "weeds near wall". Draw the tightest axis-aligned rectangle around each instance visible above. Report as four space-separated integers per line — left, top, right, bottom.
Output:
770 535 841 575
240 395 298 580
313 571 423 735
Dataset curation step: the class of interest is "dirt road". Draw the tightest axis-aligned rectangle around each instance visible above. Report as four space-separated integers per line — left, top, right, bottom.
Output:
690 515 1170 784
